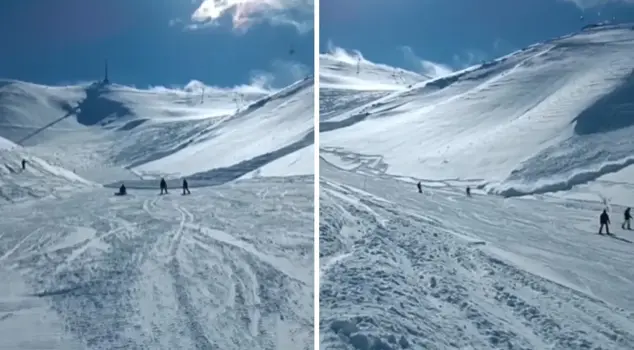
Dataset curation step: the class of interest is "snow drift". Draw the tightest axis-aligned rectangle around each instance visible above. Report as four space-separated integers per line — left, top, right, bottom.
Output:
320 25 634 200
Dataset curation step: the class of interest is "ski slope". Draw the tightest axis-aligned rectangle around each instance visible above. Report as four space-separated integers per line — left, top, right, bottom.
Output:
320 25 634 205
0 178 313 349
320 24 634 350
0 77 314 349
320 161 634 350
0 76 314 183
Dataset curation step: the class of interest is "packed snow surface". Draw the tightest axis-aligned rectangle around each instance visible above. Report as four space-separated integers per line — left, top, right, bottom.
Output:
320 25 634 203
320 24 634 350
0 77 314 349
1 178 313 349
320 160 634 350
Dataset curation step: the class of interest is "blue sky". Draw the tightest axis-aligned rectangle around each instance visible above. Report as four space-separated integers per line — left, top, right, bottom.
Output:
320 0 634 76
0 0 313 89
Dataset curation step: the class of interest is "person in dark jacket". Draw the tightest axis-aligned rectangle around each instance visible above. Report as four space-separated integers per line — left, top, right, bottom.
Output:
160 178 168 194
466 186 471 197
182 179 191 195
599 209 610 235
622 207 632 230
21 159 26 170
115 183 126 196
417 181 422 193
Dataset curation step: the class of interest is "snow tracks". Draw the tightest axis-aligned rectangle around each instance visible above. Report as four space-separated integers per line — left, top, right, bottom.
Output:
320 173 634 350
0 177 313 350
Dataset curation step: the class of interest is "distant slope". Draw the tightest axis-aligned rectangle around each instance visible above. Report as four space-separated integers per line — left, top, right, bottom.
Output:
320 49 427 91
0 76 313 185
319 50 428 122
320 25 634 198
0 148 95 205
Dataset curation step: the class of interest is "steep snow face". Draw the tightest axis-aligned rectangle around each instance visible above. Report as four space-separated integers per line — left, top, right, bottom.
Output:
0 77 313 184
319 160 634 350
134 78 315 180
320 26 634 200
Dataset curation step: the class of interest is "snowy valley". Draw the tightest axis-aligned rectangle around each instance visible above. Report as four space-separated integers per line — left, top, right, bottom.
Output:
319 25 634 349
0 76 314 349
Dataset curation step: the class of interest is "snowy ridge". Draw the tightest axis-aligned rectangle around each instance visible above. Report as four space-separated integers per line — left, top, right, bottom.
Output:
320 160 634 350
320 25 634 200
320 50 427 91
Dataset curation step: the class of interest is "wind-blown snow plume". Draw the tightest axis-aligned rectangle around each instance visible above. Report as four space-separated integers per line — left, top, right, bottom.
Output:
400 46 454 78
188 0 313 33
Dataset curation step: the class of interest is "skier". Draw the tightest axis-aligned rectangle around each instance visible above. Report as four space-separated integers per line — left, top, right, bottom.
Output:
599 209 611 235
466 186 471 197
21 159 26 170
622 207 632 230
160 178 168 195
182 179 191 195
417 181 422 193
115 183 127 196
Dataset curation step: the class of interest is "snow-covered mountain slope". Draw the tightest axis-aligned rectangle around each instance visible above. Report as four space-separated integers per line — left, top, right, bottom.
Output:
320 160 634 350
135 77 315 181
0 75 314 349
320 50 429 122
0 76 314 184
320 25 634 203
0 177 313 350
320 24 634 350
320 49 427 91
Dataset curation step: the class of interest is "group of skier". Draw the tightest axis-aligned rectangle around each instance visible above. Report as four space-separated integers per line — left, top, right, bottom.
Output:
116 177 191 196
415 181 631 236
599 207 631 235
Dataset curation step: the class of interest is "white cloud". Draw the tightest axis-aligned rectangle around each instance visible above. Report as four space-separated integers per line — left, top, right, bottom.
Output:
560 0 634 9
183 0 314 33
400 46 453 78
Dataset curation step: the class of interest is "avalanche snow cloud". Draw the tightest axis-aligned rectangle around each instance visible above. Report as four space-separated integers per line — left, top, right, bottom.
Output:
0 77 314 349
320 24 634 349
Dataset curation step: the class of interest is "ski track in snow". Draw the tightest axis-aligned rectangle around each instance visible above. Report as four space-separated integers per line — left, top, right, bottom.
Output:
320 160 634 350
0 178 313 350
